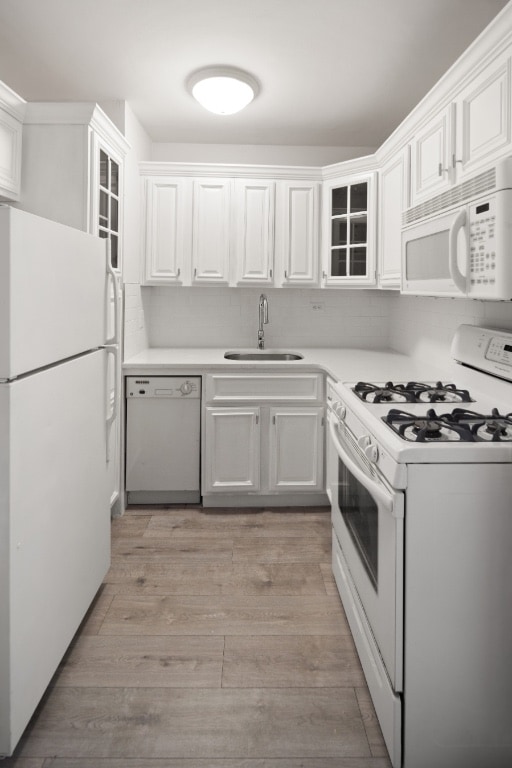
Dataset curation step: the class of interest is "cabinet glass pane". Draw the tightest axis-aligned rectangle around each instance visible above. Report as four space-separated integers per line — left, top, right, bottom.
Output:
332 218 347 246
332 187 348 216
349 247 367 276
110 196 119 232
100 150 108 188
99 189 109 225
331 248 347 276
110 160 119 195
350 215 367 243
110 234 118 270
351 183 367 212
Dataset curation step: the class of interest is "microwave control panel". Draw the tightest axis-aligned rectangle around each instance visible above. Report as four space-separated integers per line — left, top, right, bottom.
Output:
468 198 496 286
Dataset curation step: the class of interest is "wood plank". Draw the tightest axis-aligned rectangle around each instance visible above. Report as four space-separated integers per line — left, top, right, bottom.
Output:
320 563 339 595
144 509 331 539
54 635 224 688
222 635 365 688
111 514 150 538
355 687 389 757
111 536 234 563
233 535 331 564
41 758 392 767
99 595 350 636
17 687 371 759
103 562 327 596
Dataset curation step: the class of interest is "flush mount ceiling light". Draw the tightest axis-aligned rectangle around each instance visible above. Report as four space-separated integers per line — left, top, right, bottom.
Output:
187 67 259 115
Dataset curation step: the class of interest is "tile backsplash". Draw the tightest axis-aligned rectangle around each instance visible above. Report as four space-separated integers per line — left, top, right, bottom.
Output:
144 287 392 349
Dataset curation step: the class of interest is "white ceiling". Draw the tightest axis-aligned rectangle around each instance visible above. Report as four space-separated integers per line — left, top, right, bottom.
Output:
0 0 508 147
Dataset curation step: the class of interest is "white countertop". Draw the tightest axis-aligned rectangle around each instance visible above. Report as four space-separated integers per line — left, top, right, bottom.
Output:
123 346 447 384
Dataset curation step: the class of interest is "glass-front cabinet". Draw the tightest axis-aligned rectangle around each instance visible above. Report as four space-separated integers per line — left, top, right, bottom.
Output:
322 172 376 286
98 149 120 270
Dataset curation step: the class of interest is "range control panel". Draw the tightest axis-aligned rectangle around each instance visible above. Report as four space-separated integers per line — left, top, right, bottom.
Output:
126 376 201 398
485 336 512 368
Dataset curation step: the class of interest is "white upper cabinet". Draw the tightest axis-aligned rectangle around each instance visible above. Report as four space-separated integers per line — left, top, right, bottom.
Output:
234 179 275 285
410 49 512 207
192 178 231 284
322 172 376 287
0 80 26 202
378 148 410 289
453 49 511 181
410 105 454 205
142 177 191 285
275 180 320 286
16 102 129 272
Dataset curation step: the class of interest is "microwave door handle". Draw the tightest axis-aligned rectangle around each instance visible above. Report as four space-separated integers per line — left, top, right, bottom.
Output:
328 418 394 516
449 210 469 295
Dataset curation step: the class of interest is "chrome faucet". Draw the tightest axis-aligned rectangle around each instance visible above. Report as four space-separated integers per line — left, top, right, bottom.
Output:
257 293 269 349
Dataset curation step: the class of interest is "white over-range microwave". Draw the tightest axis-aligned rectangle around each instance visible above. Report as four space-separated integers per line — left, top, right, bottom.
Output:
401 157 512 300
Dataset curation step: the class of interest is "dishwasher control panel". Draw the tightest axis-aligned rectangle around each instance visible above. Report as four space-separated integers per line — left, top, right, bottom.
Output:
126 376 201 398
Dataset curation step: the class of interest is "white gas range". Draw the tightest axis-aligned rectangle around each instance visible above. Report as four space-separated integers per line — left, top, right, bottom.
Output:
326 324 512 768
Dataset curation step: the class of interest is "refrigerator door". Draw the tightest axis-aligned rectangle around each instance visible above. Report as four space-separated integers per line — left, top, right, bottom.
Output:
0 350 110 756
0 206 107 380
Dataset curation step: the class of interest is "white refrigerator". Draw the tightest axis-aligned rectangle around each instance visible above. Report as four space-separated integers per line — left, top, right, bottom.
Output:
0 206 116 756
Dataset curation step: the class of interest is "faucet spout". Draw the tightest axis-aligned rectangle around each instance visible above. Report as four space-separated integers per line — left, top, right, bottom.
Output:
257 294 269 349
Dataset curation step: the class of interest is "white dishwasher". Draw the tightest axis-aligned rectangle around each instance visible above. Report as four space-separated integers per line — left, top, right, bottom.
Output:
125 376 201 505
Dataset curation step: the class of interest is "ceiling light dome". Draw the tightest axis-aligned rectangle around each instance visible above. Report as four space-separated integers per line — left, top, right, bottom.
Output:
187 67 259 115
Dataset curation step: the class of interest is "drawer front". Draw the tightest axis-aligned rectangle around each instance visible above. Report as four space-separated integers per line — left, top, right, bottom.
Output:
205 373 323 403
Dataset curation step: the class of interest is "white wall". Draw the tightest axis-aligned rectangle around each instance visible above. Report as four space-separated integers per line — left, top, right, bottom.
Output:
151 143 375 166
144 287 391 349
388 294 512 365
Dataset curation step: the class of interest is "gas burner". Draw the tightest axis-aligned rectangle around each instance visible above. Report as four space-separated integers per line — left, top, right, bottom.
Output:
353 381 473 404
383 408 474 442
353 381 417 403
383 407 512 443
449 408 512 443
407 381 473 404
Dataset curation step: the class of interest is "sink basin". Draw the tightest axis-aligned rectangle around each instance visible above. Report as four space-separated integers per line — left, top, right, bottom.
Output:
224 351 303 361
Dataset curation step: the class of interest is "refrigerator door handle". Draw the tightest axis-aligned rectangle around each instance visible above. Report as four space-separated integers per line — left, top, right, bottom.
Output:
104 344 118 462
105 251 120 346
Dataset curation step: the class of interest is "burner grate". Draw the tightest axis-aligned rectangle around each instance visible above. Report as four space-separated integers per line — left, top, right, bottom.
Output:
383 407 512 443
354 381 473 404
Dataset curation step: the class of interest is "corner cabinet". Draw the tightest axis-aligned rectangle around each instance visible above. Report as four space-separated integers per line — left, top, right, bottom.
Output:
378 148 410 289
322 172 376 287
0 80 26 201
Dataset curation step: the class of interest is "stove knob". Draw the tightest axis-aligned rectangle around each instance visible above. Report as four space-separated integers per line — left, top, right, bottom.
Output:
334 402 346 420
364 443 379 463
357 435 371 450
179 381 193 395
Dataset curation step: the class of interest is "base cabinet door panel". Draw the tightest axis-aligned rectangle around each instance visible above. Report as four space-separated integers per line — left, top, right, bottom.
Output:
204 407 260 492
269 407 324 491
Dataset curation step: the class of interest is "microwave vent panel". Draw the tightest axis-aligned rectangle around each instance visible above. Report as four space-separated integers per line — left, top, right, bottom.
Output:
403 167 496 225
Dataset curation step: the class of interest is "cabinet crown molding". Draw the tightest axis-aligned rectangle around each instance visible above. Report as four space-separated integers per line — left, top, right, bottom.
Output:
139 161 322 180
24 102 130 157
0 80 26 122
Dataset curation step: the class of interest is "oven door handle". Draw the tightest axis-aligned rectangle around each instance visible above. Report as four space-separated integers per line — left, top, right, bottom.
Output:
329 417 397 517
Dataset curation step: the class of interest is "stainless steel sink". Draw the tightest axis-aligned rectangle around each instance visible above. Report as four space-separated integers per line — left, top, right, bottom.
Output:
224 351 303 361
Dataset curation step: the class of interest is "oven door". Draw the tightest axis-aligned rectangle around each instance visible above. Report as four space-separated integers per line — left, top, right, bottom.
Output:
328 410 404 690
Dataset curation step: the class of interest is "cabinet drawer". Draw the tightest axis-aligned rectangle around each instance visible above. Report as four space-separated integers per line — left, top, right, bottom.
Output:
205 373 323 403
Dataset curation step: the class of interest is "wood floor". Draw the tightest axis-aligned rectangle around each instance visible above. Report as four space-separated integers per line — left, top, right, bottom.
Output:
5 507 392 768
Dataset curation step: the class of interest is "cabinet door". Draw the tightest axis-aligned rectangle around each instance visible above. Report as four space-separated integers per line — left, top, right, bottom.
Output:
268 407 324 492
90 131 126 273
322 173 376 286
0 107 22 201
142 177 191 285
454 51 512 181
378 148 410 288
192 178 231 284
410 105 454 205
275 180 319 285
204 407 260 492
234 179 275 284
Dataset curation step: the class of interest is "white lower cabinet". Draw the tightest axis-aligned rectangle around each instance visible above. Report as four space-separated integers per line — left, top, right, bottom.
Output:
204 407 261 492
203 399 325 499
268 407 324 492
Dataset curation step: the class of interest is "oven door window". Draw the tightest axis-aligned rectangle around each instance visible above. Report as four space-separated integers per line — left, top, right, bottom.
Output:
338 457 378 590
